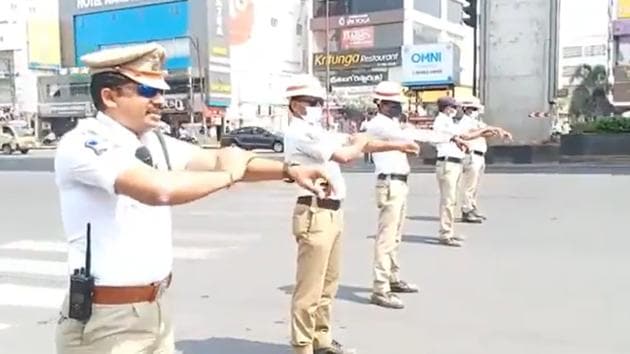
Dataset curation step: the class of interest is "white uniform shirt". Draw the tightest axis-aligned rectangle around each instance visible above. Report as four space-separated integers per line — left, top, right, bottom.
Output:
433 112 477 159
459 114 488 153
284 117 346 200
366 113 452 175
54 112 195 286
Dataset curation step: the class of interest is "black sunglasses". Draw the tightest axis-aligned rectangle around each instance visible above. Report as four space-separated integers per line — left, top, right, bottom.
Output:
295 96 324 107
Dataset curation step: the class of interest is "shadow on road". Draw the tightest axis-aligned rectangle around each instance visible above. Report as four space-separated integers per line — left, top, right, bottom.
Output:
366 234 445 247
279 284 372 305
177 337 292 354
406 215 440 222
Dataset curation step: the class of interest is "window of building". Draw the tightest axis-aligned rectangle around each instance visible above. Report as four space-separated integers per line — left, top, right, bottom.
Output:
446 0 463 24
296 23 303 36
583 44 606 57
413 23 441 45
270 17 278 27
414 0 441 18
69 83 89 96
562 46 583 58
313 0 402 17
617 37 630 65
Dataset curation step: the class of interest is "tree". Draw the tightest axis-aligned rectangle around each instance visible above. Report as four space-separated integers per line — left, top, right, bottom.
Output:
568 64 613 119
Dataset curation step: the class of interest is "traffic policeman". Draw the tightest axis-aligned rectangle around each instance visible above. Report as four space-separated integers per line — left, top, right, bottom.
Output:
365 82 465 309
54 43 331 354
432 96 500 246
459 96 512 222
284 75 418 353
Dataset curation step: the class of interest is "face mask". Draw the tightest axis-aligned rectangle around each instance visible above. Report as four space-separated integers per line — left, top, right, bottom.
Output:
469 111 479 119
387 104 403 118
303 106 323 125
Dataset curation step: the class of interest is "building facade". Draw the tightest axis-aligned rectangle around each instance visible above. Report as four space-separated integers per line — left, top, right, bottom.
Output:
57 0 308 133
0 0 61 119
558 0 609 91
612 0 630 108
309 0 474 115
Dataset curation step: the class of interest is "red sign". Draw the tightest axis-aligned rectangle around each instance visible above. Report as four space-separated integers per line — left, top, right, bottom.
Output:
340 26 374 50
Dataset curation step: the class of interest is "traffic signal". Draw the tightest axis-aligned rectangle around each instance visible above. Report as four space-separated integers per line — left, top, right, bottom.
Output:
463 0 477 28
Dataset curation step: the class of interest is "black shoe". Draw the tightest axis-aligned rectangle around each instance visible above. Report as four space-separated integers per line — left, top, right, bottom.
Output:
390 280 419 293
461 212 483 223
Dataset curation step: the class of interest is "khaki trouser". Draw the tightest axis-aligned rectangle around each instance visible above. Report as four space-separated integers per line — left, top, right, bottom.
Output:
291 202 343 354
436 160 463 239
461 154 485 213
56 291 173 354
373 179 408 295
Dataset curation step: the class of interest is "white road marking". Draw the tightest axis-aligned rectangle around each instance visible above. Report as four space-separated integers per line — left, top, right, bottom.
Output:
0 240 240 262
0 284 65 309
0 258 67 277
0 240 67 253
0 323 10 331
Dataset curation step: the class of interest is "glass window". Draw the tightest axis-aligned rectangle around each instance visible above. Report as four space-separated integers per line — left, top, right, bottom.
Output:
583 44 606 57
617 37 630 65
447 0 463 24
562 65 580 77
413 23 441 45
414 0 441 18
313 0 402 17
69 83 89 96
562 46 583 59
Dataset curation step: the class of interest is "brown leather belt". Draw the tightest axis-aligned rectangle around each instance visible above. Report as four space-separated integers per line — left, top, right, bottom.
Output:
92 273 172 304
297 196 341 211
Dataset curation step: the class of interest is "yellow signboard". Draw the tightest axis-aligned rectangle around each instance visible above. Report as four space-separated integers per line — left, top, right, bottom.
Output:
27 19 61 69
619 0 630 19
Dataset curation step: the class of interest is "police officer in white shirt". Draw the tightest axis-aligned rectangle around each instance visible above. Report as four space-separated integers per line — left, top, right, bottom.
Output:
54 43 332 354
365 82 468 309
432 96 500 247
283 75 418 353
459 96 512 222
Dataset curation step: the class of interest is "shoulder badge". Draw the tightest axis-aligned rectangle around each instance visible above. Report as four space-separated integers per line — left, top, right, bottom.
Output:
84 138 108 155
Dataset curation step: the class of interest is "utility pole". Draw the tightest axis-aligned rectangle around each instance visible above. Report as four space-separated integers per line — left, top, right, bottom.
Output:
463 0 479 96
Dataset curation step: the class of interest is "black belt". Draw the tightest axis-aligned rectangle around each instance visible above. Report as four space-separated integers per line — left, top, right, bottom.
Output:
297 196 341 211
377 173 408 183
471 150 485 157
437 156 463 164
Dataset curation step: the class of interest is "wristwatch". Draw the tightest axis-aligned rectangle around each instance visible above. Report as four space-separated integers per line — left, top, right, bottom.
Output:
283 162 299 183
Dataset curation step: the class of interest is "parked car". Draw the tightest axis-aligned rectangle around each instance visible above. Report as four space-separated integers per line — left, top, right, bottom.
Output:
1 122 36 155
220 126 284 152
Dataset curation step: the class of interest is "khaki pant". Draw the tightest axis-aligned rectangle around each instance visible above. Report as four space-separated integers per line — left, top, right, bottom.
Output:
461 154 485 213
436 161 463 239
56 291 173 354
291 202 343 354
373 179 408 295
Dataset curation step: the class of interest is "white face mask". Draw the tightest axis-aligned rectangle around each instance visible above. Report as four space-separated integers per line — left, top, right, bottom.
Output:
469 111 479 119
303 107 323 125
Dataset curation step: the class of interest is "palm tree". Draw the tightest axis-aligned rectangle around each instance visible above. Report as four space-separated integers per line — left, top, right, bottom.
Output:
568 64 613 119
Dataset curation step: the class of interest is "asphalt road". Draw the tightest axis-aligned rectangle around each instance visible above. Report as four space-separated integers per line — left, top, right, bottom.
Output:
0 171 628 354
3 149 630 174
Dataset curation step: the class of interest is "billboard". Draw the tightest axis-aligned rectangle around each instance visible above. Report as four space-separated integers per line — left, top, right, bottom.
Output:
328 70 387 87
312 47 401 71
401 43 459 87
619 0 630 19
340 27 374 50
310 9 404 30
207 0 231 107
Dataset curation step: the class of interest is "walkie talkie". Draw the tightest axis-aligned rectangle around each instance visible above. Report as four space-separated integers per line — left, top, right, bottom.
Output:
68 223 95 322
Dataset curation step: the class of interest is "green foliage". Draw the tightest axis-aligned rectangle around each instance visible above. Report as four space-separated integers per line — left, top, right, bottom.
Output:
568 64 613 119
571 117 630 134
